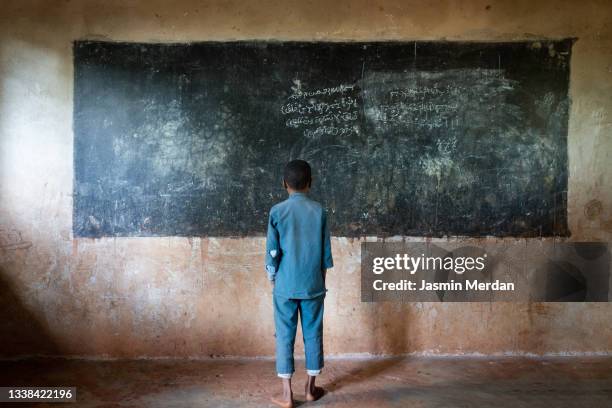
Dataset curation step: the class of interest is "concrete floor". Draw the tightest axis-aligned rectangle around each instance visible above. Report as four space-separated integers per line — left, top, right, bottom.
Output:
0 357 610 407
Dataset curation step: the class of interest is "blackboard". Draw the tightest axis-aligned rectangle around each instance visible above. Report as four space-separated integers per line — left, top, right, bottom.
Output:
73 40 573 237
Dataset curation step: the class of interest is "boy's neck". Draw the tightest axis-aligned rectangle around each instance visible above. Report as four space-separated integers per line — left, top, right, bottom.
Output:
287 187 309 195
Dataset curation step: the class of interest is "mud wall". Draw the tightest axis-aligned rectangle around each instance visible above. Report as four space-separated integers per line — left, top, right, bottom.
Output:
1 0 611 358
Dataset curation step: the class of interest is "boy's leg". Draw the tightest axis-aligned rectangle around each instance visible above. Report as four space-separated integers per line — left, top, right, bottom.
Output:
272 295 299 407
299 294 325 401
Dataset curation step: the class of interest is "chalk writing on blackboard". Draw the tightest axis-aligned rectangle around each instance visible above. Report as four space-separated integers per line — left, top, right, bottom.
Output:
364 69 512 131
281 81 360 138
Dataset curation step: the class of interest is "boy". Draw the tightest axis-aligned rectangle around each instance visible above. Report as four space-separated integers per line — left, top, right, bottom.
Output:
265 159 333 408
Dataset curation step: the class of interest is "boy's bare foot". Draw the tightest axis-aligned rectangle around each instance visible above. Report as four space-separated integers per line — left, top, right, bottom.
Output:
270 393 293 408
305 375 325 401
271 378 294 408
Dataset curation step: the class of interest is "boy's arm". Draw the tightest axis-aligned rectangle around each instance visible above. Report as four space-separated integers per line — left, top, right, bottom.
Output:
265 210 281 282
322 210 333 273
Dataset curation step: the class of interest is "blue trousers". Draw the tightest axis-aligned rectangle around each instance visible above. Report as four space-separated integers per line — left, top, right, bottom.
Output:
273 294 325 376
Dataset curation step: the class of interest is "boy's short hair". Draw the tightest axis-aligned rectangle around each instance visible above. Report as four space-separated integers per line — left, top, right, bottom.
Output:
284 159 312 190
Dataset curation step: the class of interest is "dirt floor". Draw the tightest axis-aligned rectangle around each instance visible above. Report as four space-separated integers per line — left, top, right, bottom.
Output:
0 356 610 407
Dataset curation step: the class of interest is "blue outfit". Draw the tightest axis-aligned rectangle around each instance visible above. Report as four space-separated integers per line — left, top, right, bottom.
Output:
273 295 325 376
265 191 333 377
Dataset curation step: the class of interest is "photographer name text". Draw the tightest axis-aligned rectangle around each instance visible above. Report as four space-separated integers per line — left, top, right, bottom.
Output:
371 254 515 292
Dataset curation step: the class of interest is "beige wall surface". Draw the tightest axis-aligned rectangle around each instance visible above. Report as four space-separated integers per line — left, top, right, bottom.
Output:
1 0 611 358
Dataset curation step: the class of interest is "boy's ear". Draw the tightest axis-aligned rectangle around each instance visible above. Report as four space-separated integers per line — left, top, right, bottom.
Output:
283 180 288 190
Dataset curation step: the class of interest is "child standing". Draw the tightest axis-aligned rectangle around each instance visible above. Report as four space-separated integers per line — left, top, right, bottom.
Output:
265 159 333 408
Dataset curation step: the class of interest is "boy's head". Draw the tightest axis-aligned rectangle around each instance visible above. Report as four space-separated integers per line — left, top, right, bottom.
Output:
283 159 312 192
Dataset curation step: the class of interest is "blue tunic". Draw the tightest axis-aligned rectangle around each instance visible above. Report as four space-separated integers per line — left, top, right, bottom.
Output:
265 192 333 299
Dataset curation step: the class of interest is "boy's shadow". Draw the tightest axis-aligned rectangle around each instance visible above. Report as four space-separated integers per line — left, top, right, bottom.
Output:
290 395 324 407
325 302 409 393
325 357 403 393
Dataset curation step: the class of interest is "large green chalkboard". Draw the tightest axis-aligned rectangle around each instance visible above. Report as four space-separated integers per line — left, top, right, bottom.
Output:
73 40 572 237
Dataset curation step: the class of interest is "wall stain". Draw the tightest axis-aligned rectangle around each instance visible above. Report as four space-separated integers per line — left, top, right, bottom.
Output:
584 199 603 220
